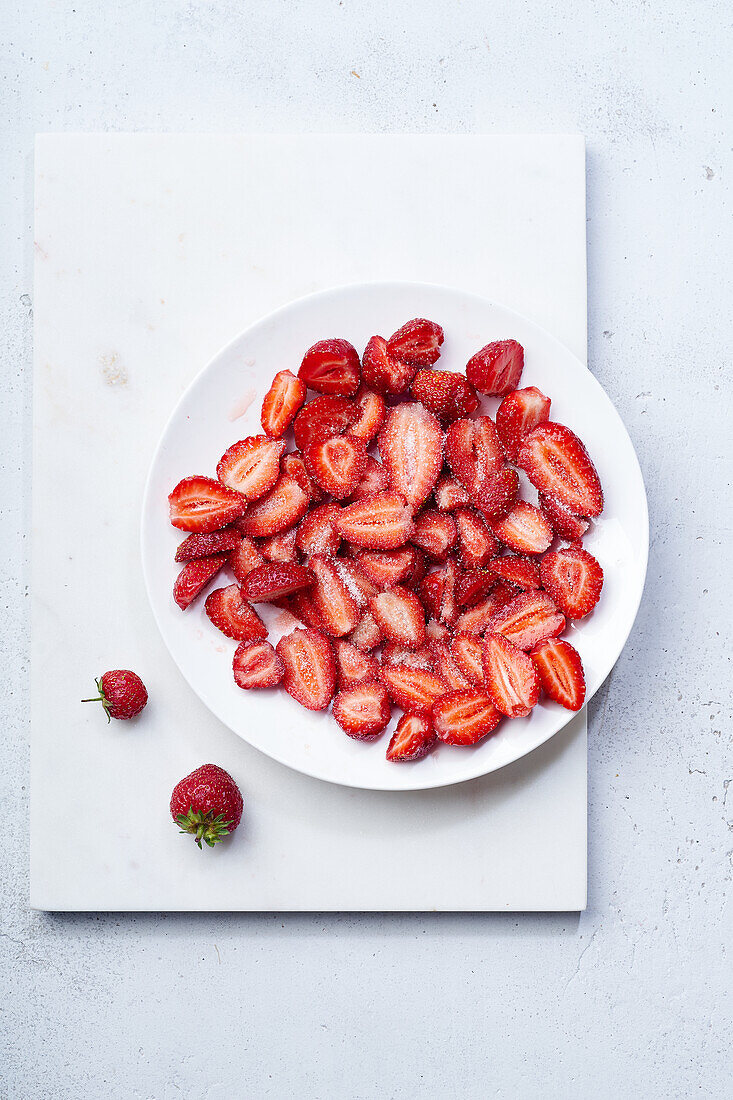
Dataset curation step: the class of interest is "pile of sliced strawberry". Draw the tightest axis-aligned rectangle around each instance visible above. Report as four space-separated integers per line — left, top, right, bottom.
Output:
167 319 604 760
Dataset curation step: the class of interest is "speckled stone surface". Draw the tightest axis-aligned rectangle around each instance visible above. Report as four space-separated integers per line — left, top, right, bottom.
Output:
1 2 730 1097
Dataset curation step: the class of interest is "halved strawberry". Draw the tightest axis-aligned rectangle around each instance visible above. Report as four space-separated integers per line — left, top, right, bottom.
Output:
333 681 391 740
169 476 244 533
378 663 446 715
411 509 457 560
276 627 335 710
445 417 504 498
381 642 433 669
217 435 286 503
370 586 426 649
173 554 229 610
450 632 485 686
205 584 267 641
517 422 603 517
483 633 540 717
496 386 551 461
298 338 361 396
403 547 429 592
174 529 241 562
349 456 390 500
233 640 285 689
293 395 357 450
336 491 414 550
296 504 342 557
387 318 444 367
453 583 516 634
455 507 499 569
335 639 380 689
309 554 360 636
540 546 603 619
282 451 323 502
490 555 541 590
386 713 436 762
379 403 443 508
229 535 265 584
455 566 497 609
425 618 450 644
289 588 323 630
304 434 367 499
350 387 386 444
243 561 315 602
261 370 307 438
492 501 553 555
417 561 457 626
473 466 520 521
410 370 479 422
465 339 524 395
538 493 590 542
347 609 382 651
486 590 565 650
429 641 472 691
432 691 501 746
238 474 310 537
433 476 470 511
259 525 299 563
331 557 379 607
362 335 416 395
355 546 416 588
531 638 586 710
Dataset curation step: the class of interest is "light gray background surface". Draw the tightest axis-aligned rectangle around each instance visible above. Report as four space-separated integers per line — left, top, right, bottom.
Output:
1 2 730 1098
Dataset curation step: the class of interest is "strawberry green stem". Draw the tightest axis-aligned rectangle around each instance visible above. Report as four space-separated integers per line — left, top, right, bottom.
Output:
176 807 234 849
81 678 111 722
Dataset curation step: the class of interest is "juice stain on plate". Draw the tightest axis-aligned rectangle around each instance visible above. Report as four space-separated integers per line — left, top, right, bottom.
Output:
229 389 256 421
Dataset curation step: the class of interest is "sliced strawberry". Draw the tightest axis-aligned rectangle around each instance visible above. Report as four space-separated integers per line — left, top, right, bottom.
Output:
296 503 342 557
381 642 433 670
379 403 443 508
238 474 310 538
531 638 586 711
379 663 446 715
433 476 470 512
350 386 386 444
349 455 390 501
496 386 551 461
473 466 520 521
538 493 590 542
403 547 429 592
361 335 416 395
299 338 361 396
450 632 485 686
429 641 472 691
173 554 228 610
540 546 603 619
347 609 382 651
243 561 315 602
331 557 379 607
282 451 323 502
229 535 265 584
465 339 524 395
410 370 479 422
483 633 540 717
418 561 457 626
455 566 497 609
293 394 357 450
175 529 241 562
335 639 380 689
309 554 360 637
386 713 436 762
216 435 285 503
445 417 504 498
336 491 414 550
411 509 457 561
276 627 335 710
490 555 541 590
453 583 516 634
289 588 323 630
205 584 267 641
259 525 300 563
261 370 307 438
333 681 391 741
492 501 553 555
517 422 603 517
455 507 499 569
304 434 367 499
232 640 285 689
169 476 244 533
355 546 416 588
387 317 444 367
432 691 501 746
370 586 426 649
425 618 450 644
486 590 565 650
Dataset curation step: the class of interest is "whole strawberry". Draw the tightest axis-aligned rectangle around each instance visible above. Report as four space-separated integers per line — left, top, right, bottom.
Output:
170 764 243 849
82 670 148 722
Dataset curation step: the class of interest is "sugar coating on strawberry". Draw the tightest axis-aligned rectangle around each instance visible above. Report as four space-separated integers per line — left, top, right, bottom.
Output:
233 640 285 690
296 504 343 557
356 546 416 588
170 763 243 849
347 609 382 651
308 554 360 637
229 536 265 584
261 369 307 438
486 589 565 651
82 669 148 722
411 369 479 423
453 584 516 635
473 466 520 522
465 339 524 395
445 417 505 500
432 690 501 746
455 566 498 610
244 562 315 603
517 422 603 517
216 436 286 503
335 640 380 689
429 640 472 691
490 555 541 591
386 713 436 762
175 529 242 562
540 545 603 620
369 586 426 649
304 434 367 499
492 501 554 555
350 387 386 443
205 584 267 641
496 386 551 461
538 493 590 542
379 663 446 715
379 403 443 508
531 638 586 711
174 554 229 609
411 509 457 561
336 491 414 550
450 632 485 686
293 395 358 450
381 642 433 670
238 474 310 538
483 633 540 718
348 456 390 500
455 506 500 569
362 335 417 395
276 627 335 710
387 317 444 367
332 681 391 741
434 476 471 512
299 338 361 396
169 476 244 533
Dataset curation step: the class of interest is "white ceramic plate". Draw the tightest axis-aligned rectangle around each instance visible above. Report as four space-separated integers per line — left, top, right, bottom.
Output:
141 282 648 791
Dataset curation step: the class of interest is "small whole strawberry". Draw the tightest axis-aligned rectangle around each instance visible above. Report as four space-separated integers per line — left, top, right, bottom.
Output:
82 670 148 722
170 764 244 849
